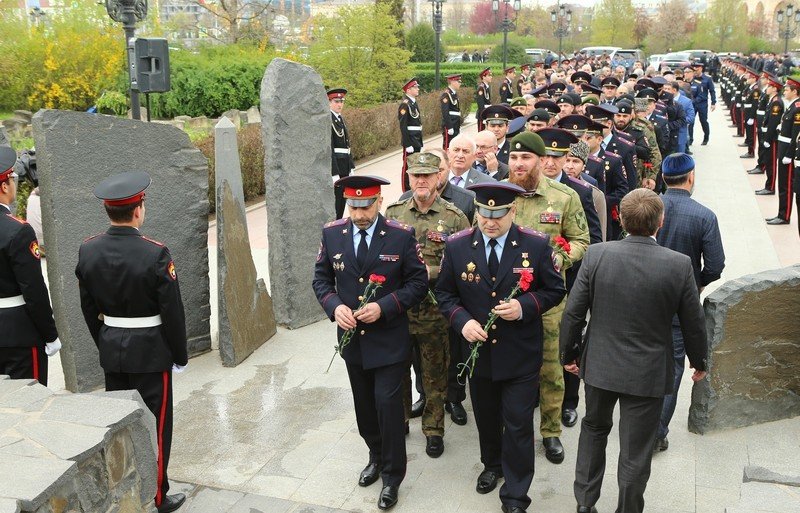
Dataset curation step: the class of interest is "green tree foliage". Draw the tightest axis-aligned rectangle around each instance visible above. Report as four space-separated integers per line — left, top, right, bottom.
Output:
591 0 636 47
693 0 748 52
376 0 405 44
489 43 528 65
309 4 411 107
406 23 446 62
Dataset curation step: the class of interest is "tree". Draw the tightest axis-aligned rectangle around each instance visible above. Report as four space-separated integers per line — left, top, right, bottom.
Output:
591 0 636 47
490 42 528 64
189 0 274 44
376 0 405 44
693 0 748 51
632 7 650 48
309 4 412 107
406 23 444 62
470 1 512 35
644 0 692 54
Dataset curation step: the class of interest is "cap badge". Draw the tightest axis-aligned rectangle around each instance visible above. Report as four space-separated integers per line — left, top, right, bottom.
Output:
551 141 558 147
494 113 499 118
488 199 496 206
356 189 363 196
573 124 578 129
515 143 521 149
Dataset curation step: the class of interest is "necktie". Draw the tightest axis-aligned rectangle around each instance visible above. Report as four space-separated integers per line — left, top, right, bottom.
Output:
450 176 462 187
357 230 368 268
488 239 499 278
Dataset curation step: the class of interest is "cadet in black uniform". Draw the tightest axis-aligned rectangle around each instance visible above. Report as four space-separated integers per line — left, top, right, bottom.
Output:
329 88 356 220
436 181 566 513
441 74 463 151
476 68 493 132
769 78 800 225
0 147 59 385
740 68 760 159
754 75 783 195
75 172 188 513
399 78 424 192
313 175 428 511
499 67 515 104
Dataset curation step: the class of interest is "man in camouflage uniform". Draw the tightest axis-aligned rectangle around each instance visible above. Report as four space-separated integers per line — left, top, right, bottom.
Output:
507 131 590 465
631 98 663 189
385 152 470 458
614 100 659 190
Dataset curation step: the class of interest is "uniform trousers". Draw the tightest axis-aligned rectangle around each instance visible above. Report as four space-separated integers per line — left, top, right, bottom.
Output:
403 331 449 436
744 119 757 154
538 299 565 438
777 163 795 221
0 346 48 386
761 143 778 191
346 360 407 487
692 102 709 143
442 125 460 151
469 372 538 510
574 384 664 513
106 371 173 506
657 322 685 440
447 327 467 404
334 184 346 220
401 150 411 192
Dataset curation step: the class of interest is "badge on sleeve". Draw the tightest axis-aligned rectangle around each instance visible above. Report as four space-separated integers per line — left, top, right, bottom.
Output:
29 241 41 259
551 252 561 273
416 243 425 264
167 260 177 280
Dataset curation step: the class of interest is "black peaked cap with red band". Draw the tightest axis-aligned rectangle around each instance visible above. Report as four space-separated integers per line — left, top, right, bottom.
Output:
94 171 151 206
0 146 16 181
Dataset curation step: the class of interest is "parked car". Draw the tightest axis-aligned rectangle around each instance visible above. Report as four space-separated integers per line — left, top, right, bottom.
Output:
614 49 647 69
525 48 558 64
579 46 622 58
649 54 665 70
659 51 693 70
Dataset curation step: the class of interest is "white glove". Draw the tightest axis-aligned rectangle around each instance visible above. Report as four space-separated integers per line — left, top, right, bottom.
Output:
447 128 454 135
45 338 62 357
746 119 754 126
172 363 187 373
406 146 414 154
332 175 338 184
782 156 792 165
764 141 770 148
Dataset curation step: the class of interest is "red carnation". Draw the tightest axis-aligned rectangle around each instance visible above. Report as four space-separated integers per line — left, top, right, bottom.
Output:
369 274 386 284
611 205 620 221
518 270 533 292
554 236 571 254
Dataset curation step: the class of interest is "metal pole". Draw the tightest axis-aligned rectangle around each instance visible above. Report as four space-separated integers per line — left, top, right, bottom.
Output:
503 19 508 71
785 29 790 54
434 2 441 90
122 3 141 120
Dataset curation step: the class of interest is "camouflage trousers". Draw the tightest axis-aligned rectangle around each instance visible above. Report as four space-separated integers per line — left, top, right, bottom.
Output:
403 328 450 436
539 298 565 438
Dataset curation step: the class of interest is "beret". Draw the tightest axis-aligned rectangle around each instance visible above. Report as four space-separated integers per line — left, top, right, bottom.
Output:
662 153 695 176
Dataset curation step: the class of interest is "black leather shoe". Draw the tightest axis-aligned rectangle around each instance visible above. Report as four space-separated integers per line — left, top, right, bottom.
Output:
476 469 502 494
737 142 749 147
577 506 598 513
425 435 444 458
377 485 399 510
756 189 775 195
410 397 425 418
767 217 790 225
701 140 708 145
747 167 764 174
157 494 186 513
561 408 578 427
653 437 669 452
543 437 565 464
446 401 468 425
501 505 526 513
740 153 755 158
358 462 380 487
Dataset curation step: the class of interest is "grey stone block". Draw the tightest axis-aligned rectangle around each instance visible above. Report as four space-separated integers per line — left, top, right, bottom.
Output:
33 110 211 392
0 455 76 505
246 106 261 125
15 420 107 460
0 381 53 410
0 498 19 513
261 58 333 329
689 265 800 433
215 117 277 366
221 109 241 128
744 465 800 487
0 126 8 147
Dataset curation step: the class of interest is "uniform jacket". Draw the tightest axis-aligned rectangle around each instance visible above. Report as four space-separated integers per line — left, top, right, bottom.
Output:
0 204 57 348
440 88 461 132
312 214 428 369
606 133 638 191
475 83 491 121
559 236 708 398
586 151 629 209
399 182 476 224
762 95 783 145
436 225 566 381
398 96 423 150
75 226 188 373
471 161 509 182
648 113 671 157
496 139 510 165
331 112 355 178
777 99 800 161
499 78 513 104
558 173 602 245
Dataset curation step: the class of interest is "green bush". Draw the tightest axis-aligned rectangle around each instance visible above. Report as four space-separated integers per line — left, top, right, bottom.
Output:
490 43 529 65
406 23 446 62
95 91 128 116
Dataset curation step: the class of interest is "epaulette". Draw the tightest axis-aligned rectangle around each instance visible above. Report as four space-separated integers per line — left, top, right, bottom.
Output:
654 114 667 121
605 150 621 159
402 99 409 104
385 218 413 232
616 136 634 146
448 227 475 240
567 175 591 189
5 214 27 225
82 233 103 243
518 226 548 239
141 235 165 247
588 154 602 162
794 101 800 108
324 217 349 229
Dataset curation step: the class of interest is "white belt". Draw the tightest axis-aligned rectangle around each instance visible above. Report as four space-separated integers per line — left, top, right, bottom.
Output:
756 110 766 115
736 103 741 107
103 314 163 328
448 111 460 116
778 135 792 143
407 126 422 132
334 148 350 154
744 103 753 107
0 295 24 308
761 127 768 132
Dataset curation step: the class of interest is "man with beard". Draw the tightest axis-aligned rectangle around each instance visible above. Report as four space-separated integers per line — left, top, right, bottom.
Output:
508 131 590 466
586 104 639 199
526 109 551 132
313 175 428 510
386 153 470 459
472 130 509 181
636 88 671 159
476 68 493 132
614 100 658 190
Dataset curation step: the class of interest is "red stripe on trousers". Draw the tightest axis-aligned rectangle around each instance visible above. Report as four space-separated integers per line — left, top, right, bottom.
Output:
155 371 168 506
443 130 449 151
31 347 39 381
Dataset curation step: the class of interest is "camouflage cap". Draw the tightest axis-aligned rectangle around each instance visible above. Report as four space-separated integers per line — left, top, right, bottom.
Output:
634 97 649 112
406 152 441 175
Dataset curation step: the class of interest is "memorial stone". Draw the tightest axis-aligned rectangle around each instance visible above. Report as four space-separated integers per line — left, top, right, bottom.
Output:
215 117 277 366
33 110 211 393
261 58 333 328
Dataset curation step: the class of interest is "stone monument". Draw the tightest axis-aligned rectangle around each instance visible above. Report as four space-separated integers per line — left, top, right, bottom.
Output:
689 265 800 434
215 117 277 366
260 58 333 329
33 110 211 393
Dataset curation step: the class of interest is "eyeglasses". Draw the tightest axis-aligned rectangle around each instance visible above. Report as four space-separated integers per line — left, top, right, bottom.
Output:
476 144 496 151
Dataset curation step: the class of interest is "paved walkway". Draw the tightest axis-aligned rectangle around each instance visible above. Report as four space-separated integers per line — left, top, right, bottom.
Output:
46 104 800 512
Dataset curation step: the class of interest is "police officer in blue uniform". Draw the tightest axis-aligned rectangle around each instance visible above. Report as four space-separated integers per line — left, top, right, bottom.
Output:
313 175 428 511
436 181 566 513
690 61 716 146
76 171 188 513
0 147 59 385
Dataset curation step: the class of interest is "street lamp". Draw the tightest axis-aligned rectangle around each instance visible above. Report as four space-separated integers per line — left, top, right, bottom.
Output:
105 0 148 120
551 2 572 60
430 0 446 90
776 4 800 54
492 0 521 72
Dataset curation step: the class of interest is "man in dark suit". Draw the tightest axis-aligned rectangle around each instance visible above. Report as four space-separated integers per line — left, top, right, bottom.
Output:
446 135 496 191
0 147 59 385
437 182 566 513
560 189 708 513
328 88 356 219
76 172 188 513
472 130 509 181
313 175 428 510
